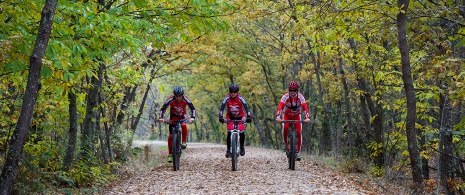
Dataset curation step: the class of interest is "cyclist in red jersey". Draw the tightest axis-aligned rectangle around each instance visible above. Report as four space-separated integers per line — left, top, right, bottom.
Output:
159 86 196 162
218 84 252 158
275 81 311 161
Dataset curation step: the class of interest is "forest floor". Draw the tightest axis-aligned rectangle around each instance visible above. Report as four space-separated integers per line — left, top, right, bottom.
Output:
101 141 408 195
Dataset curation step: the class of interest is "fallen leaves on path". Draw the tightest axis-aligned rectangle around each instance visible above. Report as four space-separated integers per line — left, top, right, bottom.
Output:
102 143 403 195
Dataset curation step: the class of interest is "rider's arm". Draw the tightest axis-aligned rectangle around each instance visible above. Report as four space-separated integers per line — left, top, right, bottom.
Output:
299 94 311 122
218 96 229 122
159 96 173 119
183 96 196 119
238 96 252 118
276 94 287 121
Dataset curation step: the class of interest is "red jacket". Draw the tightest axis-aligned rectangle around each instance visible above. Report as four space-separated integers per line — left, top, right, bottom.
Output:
159 95 196 119
276 92 310 118
218 94 251 119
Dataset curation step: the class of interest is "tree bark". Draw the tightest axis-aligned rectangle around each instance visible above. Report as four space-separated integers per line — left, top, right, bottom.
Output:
0 0 57 194
81 62 104 158
337 46 354 156
397 0 424 192
63 91 78 171
439 91 453 194
251 104 269 148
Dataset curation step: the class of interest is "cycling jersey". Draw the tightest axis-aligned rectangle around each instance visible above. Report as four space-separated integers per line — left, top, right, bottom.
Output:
219 94 251 130
159 94 196 154
276 92 310 118
276 92 310 153
159 95 196 119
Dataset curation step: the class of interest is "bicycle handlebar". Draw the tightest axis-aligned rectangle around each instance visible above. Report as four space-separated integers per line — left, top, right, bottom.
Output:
161 119 187 125
225 119 247 124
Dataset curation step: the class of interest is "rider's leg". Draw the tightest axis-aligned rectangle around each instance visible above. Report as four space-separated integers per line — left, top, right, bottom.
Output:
225 131 231 157
181 123 188 149
295 120 303 160
295 121 302 153
239 132 245 148
181 123 188 143
167 124 174 154
283 121 290 146
240 132 245 156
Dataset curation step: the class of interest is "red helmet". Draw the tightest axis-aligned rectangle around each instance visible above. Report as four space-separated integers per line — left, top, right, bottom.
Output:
288 81 299 90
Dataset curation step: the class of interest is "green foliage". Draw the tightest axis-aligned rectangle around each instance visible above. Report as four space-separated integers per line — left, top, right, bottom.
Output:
341 158 366 174
367 141 383 158
68 160 118 187
369 166 385 177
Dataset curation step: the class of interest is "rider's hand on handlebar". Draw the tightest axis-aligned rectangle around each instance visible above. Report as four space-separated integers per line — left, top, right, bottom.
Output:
219 117 224 123
275 117 282 122
158 118 166 123
246 118 252 123
188 118 195 124
304 118 311 123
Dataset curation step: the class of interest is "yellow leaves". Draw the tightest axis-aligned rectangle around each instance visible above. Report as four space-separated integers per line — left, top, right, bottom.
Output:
401 150 410 156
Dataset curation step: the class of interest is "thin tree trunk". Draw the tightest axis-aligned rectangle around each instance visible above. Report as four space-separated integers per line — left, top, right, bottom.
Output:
63 91 78 171
100 103 113 162
397 0 424 192
314 50 335 153
439 91 453 194
337 47 354 156
81 62 104 158
251 104 269 148
0 1 57 194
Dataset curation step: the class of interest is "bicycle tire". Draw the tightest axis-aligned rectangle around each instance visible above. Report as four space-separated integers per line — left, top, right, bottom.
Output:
231 132 239 171
289 130 297 170
172 133 181 171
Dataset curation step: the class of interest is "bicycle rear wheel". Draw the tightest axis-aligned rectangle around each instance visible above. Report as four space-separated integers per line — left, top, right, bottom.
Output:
231 133 239 171
288 130 297 170
172 133 181 171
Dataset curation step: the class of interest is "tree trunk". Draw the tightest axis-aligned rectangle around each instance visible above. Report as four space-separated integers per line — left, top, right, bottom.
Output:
314 50 335 153
0 1 57 194
251 104 269 148
348 39 372 156
81 62 104 158
63 91 78 171
439 91 453 194
397 0 424 192
337 47 354 156
99 101 113 162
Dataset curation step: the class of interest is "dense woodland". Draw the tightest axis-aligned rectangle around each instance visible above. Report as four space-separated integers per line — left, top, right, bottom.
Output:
1 0 465 194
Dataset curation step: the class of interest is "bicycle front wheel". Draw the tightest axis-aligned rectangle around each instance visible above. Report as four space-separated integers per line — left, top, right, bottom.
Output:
231 133 239 171
172 133 181 171
288 130 297 170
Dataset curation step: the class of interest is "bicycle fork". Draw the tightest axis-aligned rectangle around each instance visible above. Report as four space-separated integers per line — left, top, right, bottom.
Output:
231 131 241 156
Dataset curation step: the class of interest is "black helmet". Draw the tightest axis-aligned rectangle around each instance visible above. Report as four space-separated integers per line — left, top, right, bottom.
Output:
229 84 239 93
173 86 184 96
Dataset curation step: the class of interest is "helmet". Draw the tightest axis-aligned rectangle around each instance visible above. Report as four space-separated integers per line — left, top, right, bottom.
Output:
229 84 239 93
173 86 184 96
288 81 299 90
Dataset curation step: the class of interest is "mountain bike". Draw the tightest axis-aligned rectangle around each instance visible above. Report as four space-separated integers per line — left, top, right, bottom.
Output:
225 119 244 171
279 120 303 170
163 119 187 171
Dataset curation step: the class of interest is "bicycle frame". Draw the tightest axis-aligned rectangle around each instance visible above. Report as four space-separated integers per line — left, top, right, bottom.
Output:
164 119 187 171
279 120 303 170
225 119 244 171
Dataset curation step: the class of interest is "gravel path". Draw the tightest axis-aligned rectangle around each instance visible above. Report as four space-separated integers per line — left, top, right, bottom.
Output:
102 142 391 195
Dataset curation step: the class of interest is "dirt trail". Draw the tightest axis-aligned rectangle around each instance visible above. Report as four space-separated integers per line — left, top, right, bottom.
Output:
102 142 394 194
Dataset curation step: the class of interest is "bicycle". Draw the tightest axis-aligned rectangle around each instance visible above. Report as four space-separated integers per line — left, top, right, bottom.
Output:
225 119 244 171
278 120 304 170
163 119 187 171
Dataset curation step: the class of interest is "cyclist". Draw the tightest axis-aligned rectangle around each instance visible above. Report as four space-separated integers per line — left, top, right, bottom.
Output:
275 81 311 161
218 84 252 158
159 86 196 163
